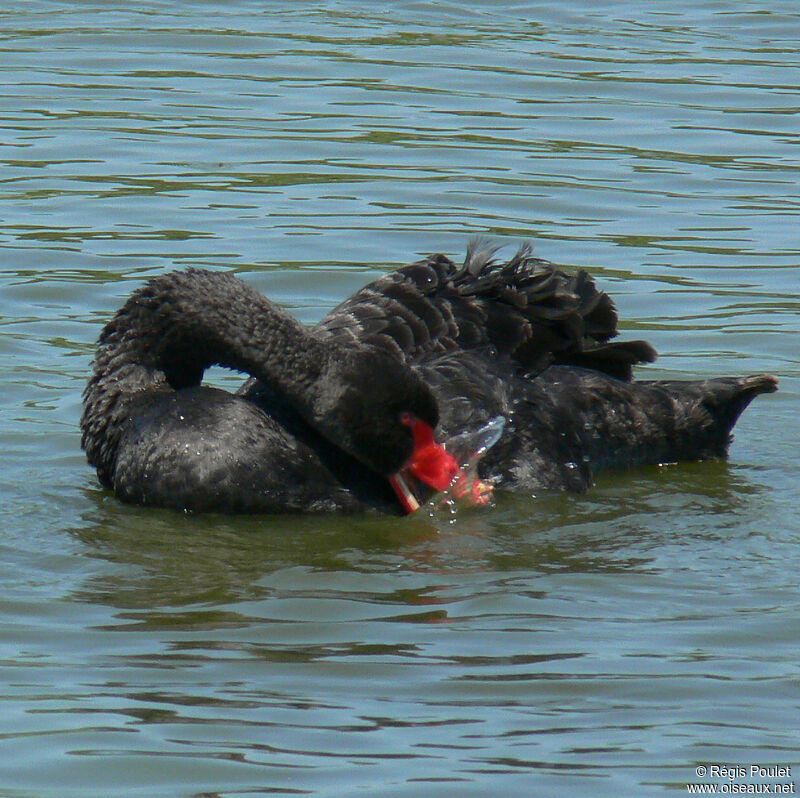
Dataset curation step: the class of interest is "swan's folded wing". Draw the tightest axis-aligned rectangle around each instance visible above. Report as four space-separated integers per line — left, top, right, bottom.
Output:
312 254 458 362
314 243 657 379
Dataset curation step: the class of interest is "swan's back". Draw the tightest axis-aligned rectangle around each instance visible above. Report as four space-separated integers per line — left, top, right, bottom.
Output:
314 242 656 379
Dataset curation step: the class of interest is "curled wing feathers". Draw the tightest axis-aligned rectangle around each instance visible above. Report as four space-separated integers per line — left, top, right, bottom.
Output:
314 243 656 379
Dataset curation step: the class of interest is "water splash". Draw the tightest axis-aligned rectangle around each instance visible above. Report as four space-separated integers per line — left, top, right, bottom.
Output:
424 416 506 520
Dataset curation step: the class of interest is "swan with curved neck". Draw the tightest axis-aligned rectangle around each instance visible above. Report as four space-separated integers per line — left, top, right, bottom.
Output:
81 268 459 513
81 245 777 514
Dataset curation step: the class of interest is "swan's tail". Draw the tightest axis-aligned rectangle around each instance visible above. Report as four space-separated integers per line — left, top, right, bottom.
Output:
657 372 779 457
579 372 779 472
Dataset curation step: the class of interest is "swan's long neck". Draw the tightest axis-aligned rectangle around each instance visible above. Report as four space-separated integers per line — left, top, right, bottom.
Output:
81 268 327 483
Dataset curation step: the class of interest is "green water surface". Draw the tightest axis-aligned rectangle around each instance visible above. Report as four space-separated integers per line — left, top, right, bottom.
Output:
0 3 798 797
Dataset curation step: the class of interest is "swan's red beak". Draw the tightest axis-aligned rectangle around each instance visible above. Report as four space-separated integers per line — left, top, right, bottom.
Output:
389 415 498 514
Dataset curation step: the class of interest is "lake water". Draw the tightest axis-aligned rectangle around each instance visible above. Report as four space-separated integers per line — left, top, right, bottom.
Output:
1 2 798 796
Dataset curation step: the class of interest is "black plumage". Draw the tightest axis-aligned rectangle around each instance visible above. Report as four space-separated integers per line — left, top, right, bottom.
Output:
81 243 777 514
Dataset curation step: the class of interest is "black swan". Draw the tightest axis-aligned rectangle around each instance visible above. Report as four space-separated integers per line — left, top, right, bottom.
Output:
81 243 778 514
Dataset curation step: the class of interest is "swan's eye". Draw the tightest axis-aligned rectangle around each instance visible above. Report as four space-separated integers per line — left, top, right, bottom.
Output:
399 411 414 426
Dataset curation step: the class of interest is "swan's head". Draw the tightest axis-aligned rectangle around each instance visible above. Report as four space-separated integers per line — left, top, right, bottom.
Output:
311 346 461 511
